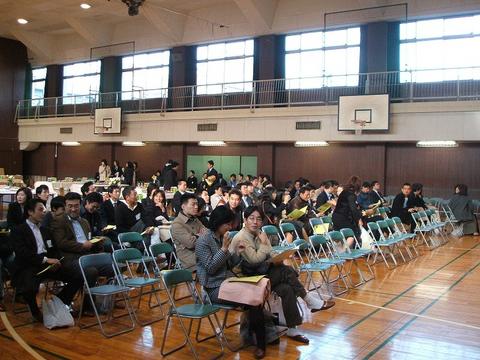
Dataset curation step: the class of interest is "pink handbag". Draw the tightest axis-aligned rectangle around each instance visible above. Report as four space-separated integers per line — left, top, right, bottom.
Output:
218 277 271 306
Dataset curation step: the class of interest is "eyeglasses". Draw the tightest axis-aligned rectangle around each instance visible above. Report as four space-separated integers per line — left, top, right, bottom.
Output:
247 216 263 223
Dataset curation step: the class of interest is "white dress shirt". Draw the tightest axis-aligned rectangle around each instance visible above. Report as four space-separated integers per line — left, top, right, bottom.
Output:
26 219 47 255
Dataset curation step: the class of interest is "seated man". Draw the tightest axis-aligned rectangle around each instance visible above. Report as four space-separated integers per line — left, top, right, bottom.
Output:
391 183 416 230
51 192 113 310
100 184 120 228
210 184 225 210
226 188 243 231
240 182 254 208
42 195 65 230
80 192 104 237
285 186 316 239
316 181 336 215
230 206 334 344
35 184 50 210
170 193 206 270
370 180 387 205
80 181 95 200
115 186 153 239
172 179 188 215
12 198 82 321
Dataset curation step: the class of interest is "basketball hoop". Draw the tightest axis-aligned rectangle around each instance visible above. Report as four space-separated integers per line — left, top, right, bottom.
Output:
351 120 367 135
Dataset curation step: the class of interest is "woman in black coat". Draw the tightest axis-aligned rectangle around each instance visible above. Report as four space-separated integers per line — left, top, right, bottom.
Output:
332 176 363 248
7 187 32 231
123 161 134 186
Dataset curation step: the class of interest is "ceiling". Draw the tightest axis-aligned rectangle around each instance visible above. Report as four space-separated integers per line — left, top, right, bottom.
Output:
0 0 478 65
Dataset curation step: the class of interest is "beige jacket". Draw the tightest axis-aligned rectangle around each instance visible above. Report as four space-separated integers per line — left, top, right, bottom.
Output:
230 228 272 264
171 212 206 270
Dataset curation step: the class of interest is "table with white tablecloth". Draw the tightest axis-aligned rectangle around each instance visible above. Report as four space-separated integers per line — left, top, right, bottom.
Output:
0 186 19 220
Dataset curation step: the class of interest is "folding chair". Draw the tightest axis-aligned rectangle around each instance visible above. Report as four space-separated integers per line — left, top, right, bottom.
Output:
411 212 440 249
327 230 374 288
422 209 449 244
307 235 349 295
441 203 461 233
117 232 154 264
261 225 285 247
160 269 224 359
78 253 136 338
377 220 408 264
391 216 419 256
386 218 417 259
113 248 165 326
319 216 333 229
149 242 181 275
366 222 399 268
279 222 302 243
309 217 330 236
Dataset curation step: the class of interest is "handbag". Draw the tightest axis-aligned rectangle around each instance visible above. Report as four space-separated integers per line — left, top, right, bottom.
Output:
219 277 270 306
240 259 271 276
42 295 75 329
360 227 374 250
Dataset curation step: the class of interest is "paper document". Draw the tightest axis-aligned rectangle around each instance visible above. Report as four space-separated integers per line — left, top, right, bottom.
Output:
313 223 330 235
229 275 266 284
102 225 116 231
317 203 332 214
287 206 308 220
270 248 297 264
90 237 103 244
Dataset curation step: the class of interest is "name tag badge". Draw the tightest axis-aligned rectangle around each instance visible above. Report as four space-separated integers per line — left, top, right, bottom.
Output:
135 213 141 221
88 232 92 240
46 240 53 248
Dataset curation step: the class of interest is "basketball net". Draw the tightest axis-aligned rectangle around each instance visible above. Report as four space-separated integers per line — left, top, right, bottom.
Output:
351 120 366 135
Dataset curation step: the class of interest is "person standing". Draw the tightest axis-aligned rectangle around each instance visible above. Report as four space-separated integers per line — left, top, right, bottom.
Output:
98 159 111 182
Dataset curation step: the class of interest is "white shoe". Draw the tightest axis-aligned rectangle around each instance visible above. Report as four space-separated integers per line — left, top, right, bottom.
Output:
303 292 324 311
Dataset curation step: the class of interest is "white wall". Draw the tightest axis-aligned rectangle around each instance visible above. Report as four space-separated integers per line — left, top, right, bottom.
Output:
17 101 480 145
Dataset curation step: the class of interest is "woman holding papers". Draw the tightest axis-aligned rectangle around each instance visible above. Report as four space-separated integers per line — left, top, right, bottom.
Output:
196 206 268 359
230 206 335 345
332 176 363 248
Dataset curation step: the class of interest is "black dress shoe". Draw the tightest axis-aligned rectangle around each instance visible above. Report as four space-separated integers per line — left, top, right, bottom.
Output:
288 334 310 344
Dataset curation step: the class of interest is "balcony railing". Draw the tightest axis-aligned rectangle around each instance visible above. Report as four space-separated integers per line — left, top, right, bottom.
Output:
15 67 480 121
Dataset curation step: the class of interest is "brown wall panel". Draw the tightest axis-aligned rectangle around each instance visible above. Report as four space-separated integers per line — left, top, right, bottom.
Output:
23 143 55 177
56 143 112 179
385 144 480 198
274 143 386 188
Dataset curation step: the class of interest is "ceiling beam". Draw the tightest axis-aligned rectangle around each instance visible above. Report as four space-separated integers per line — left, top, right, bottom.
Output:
65 16 112 46
141 3 186 43
233 0 278 32
11 30 54 61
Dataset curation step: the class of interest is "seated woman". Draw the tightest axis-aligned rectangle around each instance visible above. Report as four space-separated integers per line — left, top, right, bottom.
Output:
449 184 479 236
148 189 169 226
411 183 428 211
260 188 289 226
230 206 335 344
7 187 33 231
196 206 267 359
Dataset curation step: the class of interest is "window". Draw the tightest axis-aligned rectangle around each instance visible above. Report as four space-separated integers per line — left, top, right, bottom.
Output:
400 14 480 82
122 50 170 99
196 39 254 95
31 67 46 106
285 27 361 89
62 60 101 104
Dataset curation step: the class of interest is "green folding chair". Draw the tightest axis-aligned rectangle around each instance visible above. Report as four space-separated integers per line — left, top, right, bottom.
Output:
78 253 136 338
160 269 224 359
113 248 165 326
117 232 154 265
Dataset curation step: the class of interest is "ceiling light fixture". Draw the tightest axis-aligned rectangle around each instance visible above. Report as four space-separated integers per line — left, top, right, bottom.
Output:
122 141 145 146
17 18 28 24
294 141 329 147
80 3 91 9
61 141 81 146
416 141 458 148
198 141 226 147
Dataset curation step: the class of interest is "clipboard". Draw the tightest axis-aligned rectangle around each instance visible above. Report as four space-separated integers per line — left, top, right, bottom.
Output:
36 257 64 275
90 237 103 244
287 206 308 220
317 203 332 214
270 248 297 264
229 275 265 284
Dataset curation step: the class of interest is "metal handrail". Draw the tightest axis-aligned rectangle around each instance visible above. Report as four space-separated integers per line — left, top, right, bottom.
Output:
15 66 480 121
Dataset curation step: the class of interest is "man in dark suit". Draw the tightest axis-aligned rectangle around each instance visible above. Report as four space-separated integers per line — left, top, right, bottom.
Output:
172 179 188 215
315 181 336 215
11 198 82 321
163 161 179 190
51 192 113 300
240 182 254 209
370 180 387 205
205 160 218 195
100 184 120 228
391 183 416 228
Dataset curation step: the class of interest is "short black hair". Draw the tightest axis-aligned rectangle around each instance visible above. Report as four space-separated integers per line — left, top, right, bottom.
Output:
180 192 197 206
50 196 65 211
107 184 120 194
85 192 103 205
65 192 82 202
146 183 159 197
208 160 214 166
122 186 135 199
26 198 45 214
402 183 412 188
228 188 242 198
208 206 235 232
230 173 236 178
178 179 187 185
242 181 253 187
299 186 310 194
323 181 333 189
190 170 195 174
213 184 222 191
16 187 33 201
243 205 264 220
35 184 49 195
81 181 94 196
362 182 371 188
371 180 380 187
456 184 468 196
412 183 423 192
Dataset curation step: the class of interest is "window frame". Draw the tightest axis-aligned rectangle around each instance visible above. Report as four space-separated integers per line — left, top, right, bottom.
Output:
31 67 47 106
62 60 101 104
399 13 480 83
284 26 361 89
121 49 170 100
196 38 254 95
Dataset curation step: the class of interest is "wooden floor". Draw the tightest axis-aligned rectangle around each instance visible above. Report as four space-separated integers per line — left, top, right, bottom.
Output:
1 235 480 360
